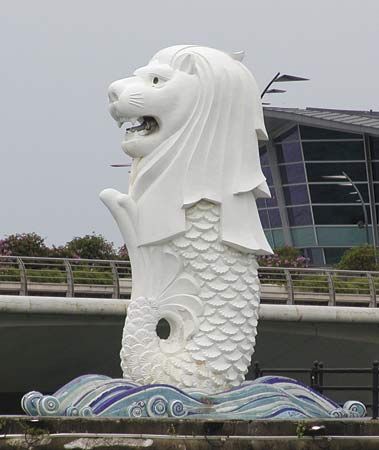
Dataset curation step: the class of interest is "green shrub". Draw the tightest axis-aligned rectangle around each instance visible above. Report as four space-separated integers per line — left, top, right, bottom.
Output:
26 269 66 283
336 245 379 271
64 234 117 260
73 269 113 285
0 268 21 282
292 275 329 293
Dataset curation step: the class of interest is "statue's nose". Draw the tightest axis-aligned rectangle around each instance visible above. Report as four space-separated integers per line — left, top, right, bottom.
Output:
108 80 124 103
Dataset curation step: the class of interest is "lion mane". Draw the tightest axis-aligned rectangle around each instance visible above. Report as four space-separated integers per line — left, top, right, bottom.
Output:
128 45 272 254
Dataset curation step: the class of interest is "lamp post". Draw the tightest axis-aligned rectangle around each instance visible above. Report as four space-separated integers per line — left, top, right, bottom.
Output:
322 173 378 264
261 72 309 101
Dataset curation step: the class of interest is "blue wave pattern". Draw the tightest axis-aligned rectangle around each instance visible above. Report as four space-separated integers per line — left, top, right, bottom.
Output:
22 375 366 419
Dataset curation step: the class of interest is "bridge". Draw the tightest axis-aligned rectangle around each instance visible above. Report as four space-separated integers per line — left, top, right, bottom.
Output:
1 256 379 413
1 255 378 307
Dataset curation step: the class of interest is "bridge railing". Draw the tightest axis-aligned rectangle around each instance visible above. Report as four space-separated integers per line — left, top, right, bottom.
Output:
1 255 379 306
259 266 378 307
0 255 131 299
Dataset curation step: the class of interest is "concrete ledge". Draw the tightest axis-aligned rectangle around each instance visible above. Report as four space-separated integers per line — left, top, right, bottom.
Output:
0 295 129 316
2 295 379 324
259 304 379 324
1 416 379 449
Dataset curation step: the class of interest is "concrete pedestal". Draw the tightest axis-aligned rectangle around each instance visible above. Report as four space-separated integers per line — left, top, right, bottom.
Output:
1 416 379 449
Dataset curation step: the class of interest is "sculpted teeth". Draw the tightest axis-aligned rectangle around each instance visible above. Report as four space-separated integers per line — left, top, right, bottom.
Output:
118 117 140 129
119 116 158 136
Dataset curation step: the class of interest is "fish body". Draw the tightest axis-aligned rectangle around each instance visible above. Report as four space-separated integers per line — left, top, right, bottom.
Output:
120 200 260 393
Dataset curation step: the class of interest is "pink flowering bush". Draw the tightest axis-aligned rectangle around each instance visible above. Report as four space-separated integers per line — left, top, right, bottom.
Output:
118 244 129 260
0 239 12 256
0 233 49 257
258 246 309 268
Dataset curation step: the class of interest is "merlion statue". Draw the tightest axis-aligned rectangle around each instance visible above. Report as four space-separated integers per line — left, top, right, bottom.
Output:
100 45 272 393
21 45 367 420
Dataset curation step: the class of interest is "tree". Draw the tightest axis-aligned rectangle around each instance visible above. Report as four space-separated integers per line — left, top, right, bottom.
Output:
337 245 378 271
0 232 49 257
63 233 117 260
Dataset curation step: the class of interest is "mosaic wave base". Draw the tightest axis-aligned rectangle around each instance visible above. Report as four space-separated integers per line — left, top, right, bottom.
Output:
22 375 366 420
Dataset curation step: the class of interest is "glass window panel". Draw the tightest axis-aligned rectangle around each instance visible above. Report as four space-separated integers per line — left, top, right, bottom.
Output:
374 184 379 203
305 248 324 266
265 187 277 207
372 163 379 182
310 183 369 203
274 126 299 143
302 141 364 161
256 198 266 209
264 231 274 248
317 226 371 246
291 227 316 246
262 166 273 186
300 125 361 140
259 146 269 166
276 142 303 163
283 184 309 205
280 163 306 184
371 137 379 160
272 229 286 248
313 205 371 225
287 206 313 226
324 248 349 265
268 209 282 228
258 210 269 228
306 162 367 182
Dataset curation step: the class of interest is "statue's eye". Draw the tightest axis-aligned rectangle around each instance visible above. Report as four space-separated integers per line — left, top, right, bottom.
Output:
153 76 159 85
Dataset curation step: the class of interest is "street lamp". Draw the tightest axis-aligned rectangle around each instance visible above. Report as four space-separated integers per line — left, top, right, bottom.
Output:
322 172 370 245
261 72 309 101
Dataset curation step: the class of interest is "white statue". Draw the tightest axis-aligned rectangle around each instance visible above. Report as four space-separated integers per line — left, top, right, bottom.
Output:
100 45 272 393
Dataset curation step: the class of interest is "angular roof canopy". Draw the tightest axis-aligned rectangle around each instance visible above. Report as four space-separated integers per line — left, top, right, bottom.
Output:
264 107 379 138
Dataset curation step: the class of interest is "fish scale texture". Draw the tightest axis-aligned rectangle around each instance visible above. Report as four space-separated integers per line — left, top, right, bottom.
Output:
121 200 260 393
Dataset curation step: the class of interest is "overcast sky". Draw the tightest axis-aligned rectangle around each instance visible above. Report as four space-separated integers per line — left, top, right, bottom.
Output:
1 0 378 248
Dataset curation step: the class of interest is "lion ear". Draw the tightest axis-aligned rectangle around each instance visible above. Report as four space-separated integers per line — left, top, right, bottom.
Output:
230 51 245 62
177 54 197 75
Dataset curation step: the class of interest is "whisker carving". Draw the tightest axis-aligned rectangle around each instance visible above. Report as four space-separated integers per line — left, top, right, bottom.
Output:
129 99 144 108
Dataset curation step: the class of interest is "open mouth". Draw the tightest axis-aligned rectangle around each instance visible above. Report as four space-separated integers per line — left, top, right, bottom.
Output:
118 116 159 137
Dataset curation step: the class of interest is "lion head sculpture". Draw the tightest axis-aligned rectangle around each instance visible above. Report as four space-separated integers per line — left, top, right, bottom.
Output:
107 45 272 254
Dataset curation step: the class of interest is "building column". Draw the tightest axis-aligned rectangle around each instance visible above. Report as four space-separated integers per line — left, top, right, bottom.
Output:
266 139 293 246
364 134 378 248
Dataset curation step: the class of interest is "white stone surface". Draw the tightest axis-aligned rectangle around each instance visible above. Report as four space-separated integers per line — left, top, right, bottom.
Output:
2 295 379 324
100 45 272 392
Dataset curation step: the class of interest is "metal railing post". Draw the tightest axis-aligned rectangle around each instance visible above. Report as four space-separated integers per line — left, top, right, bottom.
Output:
311 360 319 390
110 262 120 299
16 257 28 296
372 361 379 419
326 271 336 306
318 361 324 394
253 361 261 380
64 259 74 297
284 269 294 305
367 272 377 307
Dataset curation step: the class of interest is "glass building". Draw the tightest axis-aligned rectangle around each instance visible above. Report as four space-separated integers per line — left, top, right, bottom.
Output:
260 107 379 265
